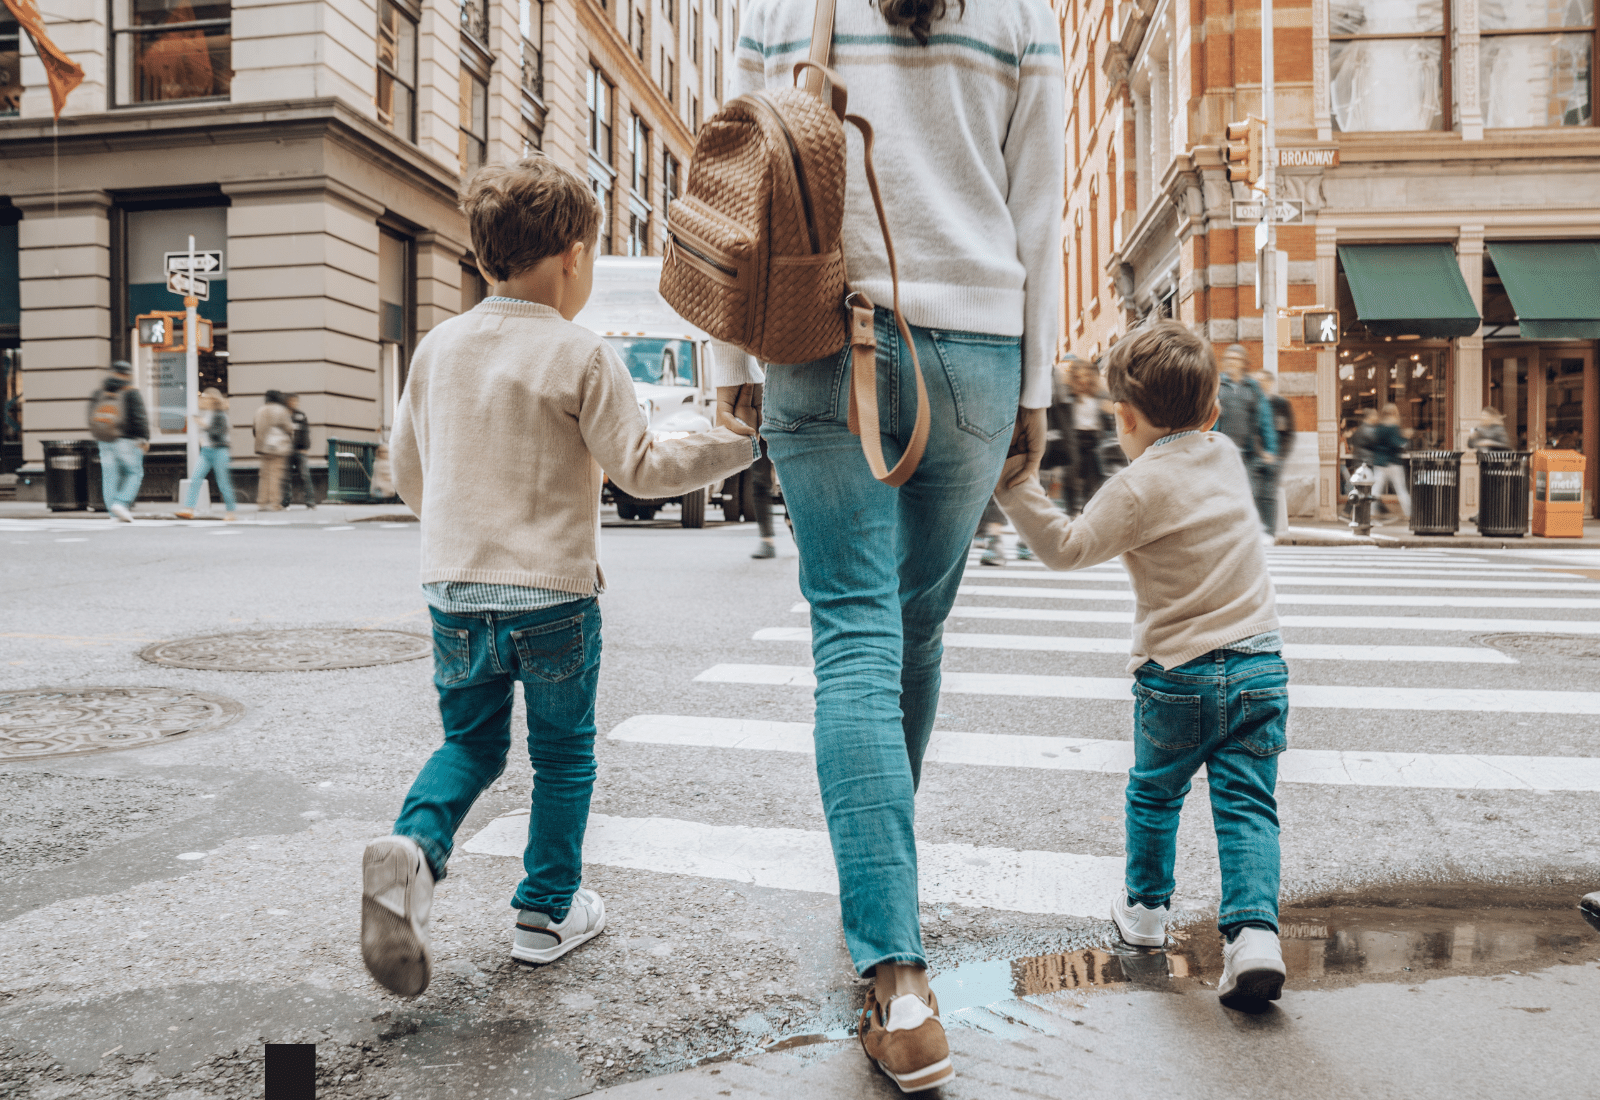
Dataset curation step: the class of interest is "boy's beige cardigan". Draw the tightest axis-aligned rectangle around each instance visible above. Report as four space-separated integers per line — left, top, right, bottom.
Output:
392 300 756 594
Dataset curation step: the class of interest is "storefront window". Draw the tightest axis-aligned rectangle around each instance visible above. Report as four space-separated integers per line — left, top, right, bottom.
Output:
1480 0 1594 127
1329 0 1446 131
1338 347 1451 448
112 0 232 105
1485 350 1595 451
379 230 412 436
0 17 20 117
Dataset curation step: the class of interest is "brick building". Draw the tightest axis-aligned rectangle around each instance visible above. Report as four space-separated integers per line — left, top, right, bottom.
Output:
0 0 734 500
1067 0 1600 521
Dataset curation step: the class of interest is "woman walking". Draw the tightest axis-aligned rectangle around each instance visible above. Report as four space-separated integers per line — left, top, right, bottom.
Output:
717 0 1062 1089
175 387 237 521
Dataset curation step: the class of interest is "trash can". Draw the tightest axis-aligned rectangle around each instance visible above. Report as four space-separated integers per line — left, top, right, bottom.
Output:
1407 450 1461 535
1532 449 1585 537
43 439 92 511
1475 450 1530 537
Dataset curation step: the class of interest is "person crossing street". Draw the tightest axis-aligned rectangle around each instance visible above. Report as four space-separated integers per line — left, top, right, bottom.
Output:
86 360 148 523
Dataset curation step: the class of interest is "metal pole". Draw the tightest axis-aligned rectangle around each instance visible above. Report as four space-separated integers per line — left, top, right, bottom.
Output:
1261 0 1277 377
184 233 199 480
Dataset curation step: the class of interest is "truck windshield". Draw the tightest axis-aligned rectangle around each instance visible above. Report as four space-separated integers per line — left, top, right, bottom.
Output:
606 337 696 387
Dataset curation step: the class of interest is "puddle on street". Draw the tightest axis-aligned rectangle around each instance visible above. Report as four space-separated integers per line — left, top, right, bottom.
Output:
928 885 1600 1032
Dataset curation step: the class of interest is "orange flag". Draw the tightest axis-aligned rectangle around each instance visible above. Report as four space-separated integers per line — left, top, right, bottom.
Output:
1 0 85 119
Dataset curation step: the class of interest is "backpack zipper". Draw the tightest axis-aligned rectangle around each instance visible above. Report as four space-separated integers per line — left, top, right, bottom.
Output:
751 93 821 254
668 232 739 278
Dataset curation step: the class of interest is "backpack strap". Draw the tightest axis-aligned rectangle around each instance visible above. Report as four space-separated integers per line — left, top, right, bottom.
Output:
802 0 836 97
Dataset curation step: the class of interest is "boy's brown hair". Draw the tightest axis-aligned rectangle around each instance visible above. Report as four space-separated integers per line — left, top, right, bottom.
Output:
1104 320 1219 430
460 156 604 282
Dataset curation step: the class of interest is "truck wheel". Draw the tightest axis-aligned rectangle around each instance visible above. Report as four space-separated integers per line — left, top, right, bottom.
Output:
681 486 707 528
617 500 638 521
639 507 658 521
721 474 745 522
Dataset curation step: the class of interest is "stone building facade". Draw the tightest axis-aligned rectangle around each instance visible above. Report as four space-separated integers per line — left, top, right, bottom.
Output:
0 0 736 497
1067 0 1600 520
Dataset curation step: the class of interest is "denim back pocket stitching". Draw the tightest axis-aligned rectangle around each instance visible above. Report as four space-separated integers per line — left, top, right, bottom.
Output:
1236 687 1289 757
432 625 471 687
511 614 586 683
929 331 1022 443
1133 682 1204 751
762 347 850 433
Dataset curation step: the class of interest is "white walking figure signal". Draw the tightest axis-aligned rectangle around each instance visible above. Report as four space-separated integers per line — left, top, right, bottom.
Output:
1319 314 1338 342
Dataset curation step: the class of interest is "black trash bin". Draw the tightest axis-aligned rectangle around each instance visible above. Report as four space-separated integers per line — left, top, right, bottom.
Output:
1476 450 1531 537
1407 450 1462 535
43 439 92 511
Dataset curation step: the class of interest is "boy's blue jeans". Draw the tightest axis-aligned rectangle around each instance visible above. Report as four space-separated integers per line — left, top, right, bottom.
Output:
763 308 1020 975
1125 649 1288 934
393 600 601 921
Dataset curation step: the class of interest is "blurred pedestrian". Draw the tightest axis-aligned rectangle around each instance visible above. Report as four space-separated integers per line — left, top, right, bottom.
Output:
1469 407 1510 451
1042 359 1078 509
1367 404 1411 518
253 390 293 512
281 393 317 509
711 343 775 559
362 156 754 999
977 496 1007 565
86 359 148 523
1069 362 1108 513
1254 371 1294 534
175 387 237 521
1214 345 1277 535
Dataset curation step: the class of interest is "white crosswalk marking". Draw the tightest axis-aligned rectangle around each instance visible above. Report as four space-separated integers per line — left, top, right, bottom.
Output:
968 572 1595 592
958 584 1600 610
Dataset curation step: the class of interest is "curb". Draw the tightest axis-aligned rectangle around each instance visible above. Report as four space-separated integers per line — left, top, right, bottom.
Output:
1277 527 1600 550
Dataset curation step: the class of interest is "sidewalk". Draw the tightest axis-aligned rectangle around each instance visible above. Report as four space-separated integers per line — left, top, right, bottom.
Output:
1278 516 1600 549
0 501 417 523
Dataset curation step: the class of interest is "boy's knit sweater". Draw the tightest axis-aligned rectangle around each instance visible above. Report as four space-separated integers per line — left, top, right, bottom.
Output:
997 432 1280 672
392 300 756 594
717 0 1064 409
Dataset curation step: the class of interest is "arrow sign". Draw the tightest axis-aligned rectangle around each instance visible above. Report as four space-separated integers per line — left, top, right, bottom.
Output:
166 270 210 301
165 250 223 274
1231 200 1304 224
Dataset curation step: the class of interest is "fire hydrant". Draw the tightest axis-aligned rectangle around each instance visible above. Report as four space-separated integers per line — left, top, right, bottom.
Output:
1347 462 1376 537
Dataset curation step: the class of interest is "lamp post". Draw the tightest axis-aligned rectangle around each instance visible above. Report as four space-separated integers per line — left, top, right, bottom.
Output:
183 234 199 481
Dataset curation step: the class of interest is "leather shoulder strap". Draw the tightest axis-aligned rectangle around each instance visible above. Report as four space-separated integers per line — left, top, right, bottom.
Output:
803 0 836 97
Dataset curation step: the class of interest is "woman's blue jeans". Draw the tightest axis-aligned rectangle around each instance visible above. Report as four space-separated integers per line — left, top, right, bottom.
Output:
183 445 237 511
763 308 1020 975
1125 650 1289 933
393 600 602 921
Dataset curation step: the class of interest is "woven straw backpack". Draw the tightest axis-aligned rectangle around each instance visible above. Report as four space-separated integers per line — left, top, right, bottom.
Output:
658 0 929 486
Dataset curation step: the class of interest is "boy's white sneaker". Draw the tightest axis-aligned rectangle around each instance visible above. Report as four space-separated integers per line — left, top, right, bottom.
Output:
511 888 606 964
1110 893 1168 947
1218 927 1286 1010
361 835 435 997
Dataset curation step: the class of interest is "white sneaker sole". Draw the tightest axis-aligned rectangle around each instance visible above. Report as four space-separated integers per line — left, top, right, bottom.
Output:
1219 964 1285 1009
361 838 431 997
876 1055 955 1094
510 901 606 965
1110 899 1166 947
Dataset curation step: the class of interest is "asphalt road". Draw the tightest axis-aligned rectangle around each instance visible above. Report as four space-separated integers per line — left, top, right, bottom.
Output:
1 507 1597 1100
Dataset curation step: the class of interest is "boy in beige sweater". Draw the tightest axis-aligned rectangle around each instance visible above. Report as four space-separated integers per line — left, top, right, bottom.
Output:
996 320 1290 1011
359 157 756 998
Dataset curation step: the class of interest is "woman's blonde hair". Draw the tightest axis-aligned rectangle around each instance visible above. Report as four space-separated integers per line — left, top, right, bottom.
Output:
1479 406 1504 422
201 387 228 411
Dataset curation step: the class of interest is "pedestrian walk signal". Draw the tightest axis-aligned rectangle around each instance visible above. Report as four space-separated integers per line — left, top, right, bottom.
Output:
1303 310 1341 347
1225 117 1264 186
135 311 213 352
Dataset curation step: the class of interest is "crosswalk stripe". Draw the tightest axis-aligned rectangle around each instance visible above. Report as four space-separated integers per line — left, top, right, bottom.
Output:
958 585 1600 610
462 811 1125 917
792 600 1600 633
965 572 1594 592
609 715 1600 792
750 627 1516 664
696 664 1600 715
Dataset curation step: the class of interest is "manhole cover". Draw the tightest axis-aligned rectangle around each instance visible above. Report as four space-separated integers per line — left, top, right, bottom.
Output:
1477 633 1600 662
0 687 243 760
139 628 431 672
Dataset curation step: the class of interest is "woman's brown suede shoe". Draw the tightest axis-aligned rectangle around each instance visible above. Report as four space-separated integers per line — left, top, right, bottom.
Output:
858 988 954 1093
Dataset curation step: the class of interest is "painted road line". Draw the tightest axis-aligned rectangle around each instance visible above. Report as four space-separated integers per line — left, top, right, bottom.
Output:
751 627 1516 664
958 585 1600 610
463 811 1126 917
964 574 1595 592
609 715 1600 792
695 664 1600 715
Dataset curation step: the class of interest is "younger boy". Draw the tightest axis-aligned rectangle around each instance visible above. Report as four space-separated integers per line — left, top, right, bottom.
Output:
996 320 1289 1010
361 156 757 997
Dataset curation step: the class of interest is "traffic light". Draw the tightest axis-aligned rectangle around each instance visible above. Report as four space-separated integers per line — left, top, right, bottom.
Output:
1225 117 1264 186
136 312 182 350
1303 309 1341 347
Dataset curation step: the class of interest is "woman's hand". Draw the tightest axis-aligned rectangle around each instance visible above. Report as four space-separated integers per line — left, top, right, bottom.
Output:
1001 406 1048 489
716 384 762 437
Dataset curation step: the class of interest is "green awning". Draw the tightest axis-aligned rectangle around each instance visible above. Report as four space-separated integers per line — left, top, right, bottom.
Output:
1338 243 1481 338
1487 240 1600 340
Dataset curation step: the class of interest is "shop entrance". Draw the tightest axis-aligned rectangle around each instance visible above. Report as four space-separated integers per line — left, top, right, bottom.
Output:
1483 345 1598 511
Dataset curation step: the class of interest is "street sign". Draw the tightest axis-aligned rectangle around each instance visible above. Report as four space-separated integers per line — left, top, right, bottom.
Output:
165 250 223 275
1276 147 1339 168
1304 309 1341 346
166 270 210 301
1231 199 1304 224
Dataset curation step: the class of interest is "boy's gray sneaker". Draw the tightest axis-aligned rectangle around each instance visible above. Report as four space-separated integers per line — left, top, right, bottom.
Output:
512 888 606 964
361 835 434 997
1110 893 1167 947
1217 927 1285 1010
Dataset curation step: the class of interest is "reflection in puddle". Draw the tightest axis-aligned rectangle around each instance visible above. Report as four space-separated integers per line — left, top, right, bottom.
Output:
929 892 1600 1035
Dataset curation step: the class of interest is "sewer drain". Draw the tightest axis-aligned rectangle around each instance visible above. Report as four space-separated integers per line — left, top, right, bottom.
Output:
1477 633 1600 662
139 628 431 672
0 687 243 760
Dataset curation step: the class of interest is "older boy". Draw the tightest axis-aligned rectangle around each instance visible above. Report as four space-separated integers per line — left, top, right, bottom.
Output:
360 156 757 998
996 320 1290 1010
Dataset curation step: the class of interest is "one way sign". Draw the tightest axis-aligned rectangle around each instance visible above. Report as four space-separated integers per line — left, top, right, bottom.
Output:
165 250 224 274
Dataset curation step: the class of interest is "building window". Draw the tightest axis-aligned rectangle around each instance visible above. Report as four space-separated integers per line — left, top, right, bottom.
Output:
628 213 650 256
692 5 701 63
588 65 613 162
663 0 675 23
111 0 233 105
591 178 614 254
665 53 675 101
1 17 20 117
460 0 488 44
460 70 488 176
378 230 413 436
663 150 680 210
629 114 650 194
520 0 544 101
713 45 721 100
691 94 699 132
377 0 419 141
1329 0 1447 131
630 6 646 58
1088 189 1099 311
1480 0 1594 127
